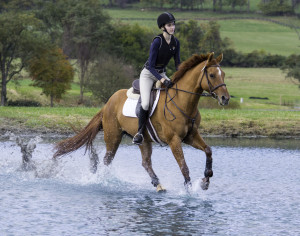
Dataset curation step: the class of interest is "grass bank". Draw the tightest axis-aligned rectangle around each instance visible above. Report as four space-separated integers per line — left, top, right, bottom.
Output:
7 68 299 110
0 107 299 138
2 67 300 138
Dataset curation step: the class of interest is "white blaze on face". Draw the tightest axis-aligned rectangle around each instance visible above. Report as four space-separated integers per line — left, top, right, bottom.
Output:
217 67 221 77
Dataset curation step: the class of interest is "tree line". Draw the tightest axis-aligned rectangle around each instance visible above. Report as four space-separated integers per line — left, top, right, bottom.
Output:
104 0 300 15
0 0 299 107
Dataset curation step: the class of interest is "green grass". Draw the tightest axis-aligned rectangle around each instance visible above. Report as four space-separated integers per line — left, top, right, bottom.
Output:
219 20 300 56
0 106 299 137
0 107 99 132
6 67 300 110
105 9 300 56
199 108 300 137
224 67 300 109
2 66 300 137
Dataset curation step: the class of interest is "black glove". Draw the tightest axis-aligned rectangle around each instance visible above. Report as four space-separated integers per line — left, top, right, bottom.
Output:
163 79 174 88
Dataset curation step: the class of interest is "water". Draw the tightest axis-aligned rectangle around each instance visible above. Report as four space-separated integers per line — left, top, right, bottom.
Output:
0 134 299 236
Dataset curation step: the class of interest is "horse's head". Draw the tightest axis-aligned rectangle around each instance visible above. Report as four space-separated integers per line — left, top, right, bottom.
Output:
199 53 230 106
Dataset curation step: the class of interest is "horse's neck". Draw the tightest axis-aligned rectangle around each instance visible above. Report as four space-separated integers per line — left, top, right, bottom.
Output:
173 63 204 115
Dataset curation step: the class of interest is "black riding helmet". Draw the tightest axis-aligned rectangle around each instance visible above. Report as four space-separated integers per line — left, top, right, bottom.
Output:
157 12 175 29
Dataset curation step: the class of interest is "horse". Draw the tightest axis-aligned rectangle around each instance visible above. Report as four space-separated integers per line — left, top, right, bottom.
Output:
53 52 230 192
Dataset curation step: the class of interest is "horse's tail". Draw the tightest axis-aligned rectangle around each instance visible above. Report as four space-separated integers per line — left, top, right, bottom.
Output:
53 109 103 158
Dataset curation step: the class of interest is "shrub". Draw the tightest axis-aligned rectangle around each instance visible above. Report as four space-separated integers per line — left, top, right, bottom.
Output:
87 53 136 103
7 100 41 107
222 49 286 67
258 0 294 16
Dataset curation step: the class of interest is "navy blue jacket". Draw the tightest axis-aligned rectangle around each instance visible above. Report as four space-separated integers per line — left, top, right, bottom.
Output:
145 34 180 80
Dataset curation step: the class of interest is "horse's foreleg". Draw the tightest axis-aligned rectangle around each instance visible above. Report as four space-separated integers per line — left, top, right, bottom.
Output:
169 136 191 189
184 130 213 190
139 142 165 192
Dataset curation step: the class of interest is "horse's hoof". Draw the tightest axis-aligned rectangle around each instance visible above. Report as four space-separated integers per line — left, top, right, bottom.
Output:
184 181 192 193
156 184 166 193
201 177 210 190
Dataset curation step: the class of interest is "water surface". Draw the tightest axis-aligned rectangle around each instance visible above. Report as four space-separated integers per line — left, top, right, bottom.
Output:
0 134 299 235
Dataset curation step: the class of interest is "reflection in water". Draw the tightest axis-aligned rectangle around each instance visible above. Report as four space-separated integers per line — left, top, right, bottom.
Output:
204 137 299 150
89 192 217 235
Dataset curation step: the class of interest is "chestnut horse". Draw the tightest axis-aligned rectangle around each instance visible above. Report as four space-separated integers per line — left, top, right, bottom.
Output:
53 52 230 192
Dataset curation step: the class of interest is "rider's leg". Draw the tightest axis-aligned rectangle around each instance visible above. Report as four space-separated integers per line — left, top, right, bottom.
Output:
133 106 148 144
133 69 156 145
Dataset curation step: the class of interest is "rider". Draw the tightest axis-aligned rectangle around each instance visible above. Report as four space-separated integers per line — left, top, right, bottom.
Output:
133 12 181 145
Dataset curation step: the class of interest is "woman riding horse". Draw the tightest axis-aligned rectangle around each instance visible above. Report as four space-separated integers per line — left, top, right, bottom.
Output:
53 52 230 192
133 12 180 145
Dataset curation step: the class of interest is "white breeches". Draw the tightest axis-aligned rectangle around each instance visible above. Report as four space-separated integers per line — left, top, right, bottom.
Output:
139 68 168 110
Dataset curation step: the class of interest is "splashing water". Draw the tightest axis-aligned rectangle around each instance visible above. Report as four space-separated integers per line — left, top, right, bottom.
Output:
0 135 299 235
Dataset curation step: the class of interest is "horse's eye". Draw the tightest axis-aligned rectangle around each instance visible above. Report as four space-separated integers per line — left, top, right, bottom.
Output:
210 74 214 78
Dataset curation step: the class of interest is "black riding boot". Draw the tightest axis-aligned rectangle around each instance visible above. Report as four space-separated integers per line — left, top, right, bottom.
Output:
133 107 148 145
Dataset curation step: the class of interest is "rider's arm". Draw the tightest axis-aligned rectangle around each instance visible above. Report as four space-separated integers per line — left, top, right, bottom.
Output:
148 38 164 81
174 38 180 71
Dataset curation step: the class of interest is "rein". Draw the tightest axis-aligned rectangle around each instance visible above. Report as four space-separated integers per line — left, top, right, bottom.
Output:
162 65 226 126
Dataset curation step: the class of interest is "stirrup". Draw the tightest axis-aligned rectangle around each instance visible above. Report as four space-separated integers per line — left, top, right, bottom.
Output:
133 133 144 145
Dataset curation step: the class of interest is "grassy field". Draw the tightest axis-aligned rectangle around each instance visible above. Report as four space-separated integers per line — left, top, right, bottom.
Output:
2 67 299 137
6 67 300 109
224 67 300 109
105 9 300 56
0 106 299 137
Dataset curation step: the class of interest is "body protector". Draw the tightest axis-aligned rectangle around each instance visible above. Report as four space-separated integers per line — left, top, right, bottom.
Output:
144 34 180 80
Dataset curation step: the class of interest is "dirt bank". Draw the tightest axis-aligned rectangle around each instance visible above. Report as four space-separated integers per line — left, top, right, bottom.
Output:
1 117 299 139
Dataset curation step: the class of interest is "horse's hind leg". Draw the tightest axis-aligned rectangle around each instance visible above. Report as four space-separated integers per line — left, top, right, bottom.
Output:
139 142 165 192
103 130 122 166
184 130 213 190
101 113 123 166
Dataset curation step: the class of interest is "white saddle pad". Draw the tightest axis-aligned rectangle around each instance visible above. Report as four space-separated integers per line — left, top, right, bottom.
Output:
122 90 160 118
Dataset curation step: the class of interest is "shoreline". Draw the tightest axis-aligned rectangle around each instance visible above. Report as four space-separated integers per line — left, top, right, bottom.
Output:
0 121 299 140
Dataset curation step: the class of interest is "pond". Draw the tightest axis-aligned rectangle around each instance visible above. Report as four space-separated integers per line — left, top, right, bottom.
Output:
0 133 299 236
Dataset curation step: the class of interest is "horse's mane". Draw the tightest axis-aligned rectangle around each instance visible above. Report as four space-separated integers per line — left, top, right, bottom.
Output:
172 54 210 83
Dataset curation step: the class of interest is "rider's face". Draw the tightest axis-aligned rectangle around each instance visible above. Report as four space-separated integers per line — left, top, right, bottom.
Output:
164 22 175 34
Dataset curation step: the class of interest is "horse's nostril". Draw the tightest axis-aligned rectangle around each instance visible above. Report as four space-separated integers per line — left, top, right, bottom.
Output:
222 96 229 105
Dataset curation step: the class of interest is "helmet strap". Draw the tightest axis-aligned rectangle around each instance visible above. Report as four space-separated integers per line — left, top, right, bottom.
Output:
163 27 171 35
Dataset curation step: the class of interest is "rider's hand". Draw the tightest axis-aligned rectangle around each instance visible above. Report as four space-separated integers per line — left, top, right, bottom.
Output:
163 79 174 88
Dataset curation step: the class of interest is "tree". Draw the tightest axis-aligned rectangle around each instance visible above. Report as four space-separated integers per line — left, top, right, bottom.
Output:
281 54 300 88
108 23 153 71
225 0 248 10
199 21 231 55
88 54 135 103
28 47 74 107
61 0 112 104
258 0 293 15
0 12 43 106
176 20 204 56
213 0 217 11
36 0 112 104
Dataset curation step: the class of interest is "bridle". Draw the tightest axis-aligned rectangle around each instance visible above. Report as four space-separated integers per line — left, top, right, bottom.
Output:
200 65 226 99
162 64 227 126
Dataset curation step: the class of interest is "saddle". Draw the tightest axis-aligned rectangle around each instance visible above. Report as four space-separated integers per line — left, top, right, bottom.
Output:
123 79 166 146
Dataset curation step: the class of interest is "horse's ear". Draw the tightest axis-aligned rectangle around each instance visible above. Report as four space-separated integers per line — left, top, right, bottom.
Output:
201 52 214 71
208 52 214 62
216 53 223 64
